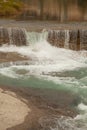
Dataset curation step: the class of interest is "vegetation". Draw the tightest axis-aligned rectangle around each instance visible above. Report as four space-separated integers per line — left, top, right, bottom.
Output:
0 0 24 17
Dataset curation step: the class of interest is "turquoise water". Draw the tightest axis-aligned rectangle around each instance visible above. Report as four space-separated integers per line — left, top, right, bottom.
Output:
0 66 87 101
0 57 87 130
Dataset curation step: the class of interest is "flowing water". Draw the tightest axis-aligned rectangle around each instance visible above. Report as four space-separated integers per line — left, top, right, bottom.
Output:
0 30 87 129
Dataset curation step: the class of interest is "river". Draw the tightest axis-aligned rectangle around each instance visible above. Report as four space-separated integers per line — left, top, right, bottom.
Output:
0 30 87 129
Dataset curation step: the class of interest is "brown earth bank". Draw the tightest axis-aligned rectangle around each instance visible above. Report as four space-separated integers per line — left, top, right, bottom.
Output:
0 85 80 130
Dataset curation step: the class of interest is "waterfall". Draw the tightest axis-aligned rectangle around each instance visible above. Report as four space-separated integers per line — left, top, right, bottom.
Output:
64 30 69 49
0 27 28 46
47 30 86 50
0 27 87 50
0 27 9 45
47 30 65 48
80 30 87 50
26 31 48 45
69 30 78 50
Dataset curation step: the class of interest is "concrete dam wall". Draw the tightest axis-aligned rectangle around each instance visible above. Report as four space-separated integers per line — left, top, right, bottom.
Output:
0 27 27 46
47 30 87 50
0 27 87 50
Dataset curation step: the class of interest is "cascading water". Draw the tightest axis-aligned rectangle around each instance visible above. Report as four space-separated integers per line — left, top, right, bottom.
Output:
0 27 27 46
47 30 82 50
0 27 87 50
0 28 87 130
47 30 65 48
80 30 87 50
64 30 70 49
27 31 48 45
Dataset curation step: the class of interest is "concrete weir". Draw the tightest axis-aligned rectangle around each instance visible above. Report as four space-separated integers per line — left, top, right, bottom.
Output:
0 27 27 46
48 30 83 50
0 27 87 50
48 29 87 50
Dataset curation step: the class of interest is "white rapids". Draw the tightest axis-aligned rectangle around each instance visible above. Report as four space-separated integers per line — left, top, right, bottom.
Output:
0 31 87 75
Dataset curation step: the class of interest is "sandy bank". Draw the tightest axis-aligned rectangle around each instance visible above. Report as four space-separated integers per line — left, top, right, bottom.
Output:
0 88 30 130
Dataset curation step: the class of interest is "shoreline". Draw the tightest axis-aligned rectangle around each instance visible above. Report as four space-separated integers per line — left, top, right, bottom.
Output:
0 85 79 130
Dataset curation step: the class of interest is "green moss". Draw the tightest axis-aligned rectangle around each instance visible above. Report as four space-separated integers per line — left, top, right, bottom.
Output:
0 0 24 17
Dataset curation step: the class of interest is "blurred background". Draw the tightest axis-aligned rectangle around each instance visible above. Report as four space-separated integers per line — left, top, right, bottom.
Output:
0 0 87 22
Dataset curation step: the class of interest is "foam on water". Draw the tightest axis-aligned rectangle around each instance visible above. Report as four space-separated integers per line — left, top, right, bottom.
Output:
39 102 87 130
78 103 87 111
39 115 87 130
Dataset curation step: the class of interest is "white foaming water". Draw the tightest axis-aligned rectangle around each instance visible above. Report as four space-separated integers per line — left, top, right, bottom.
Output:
39 115 87 130
0 31 87 86
78 103 87 111
39 102 87 130
0 41 87 78
0 31 87 71
73 103 87 130
0 31 87 88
